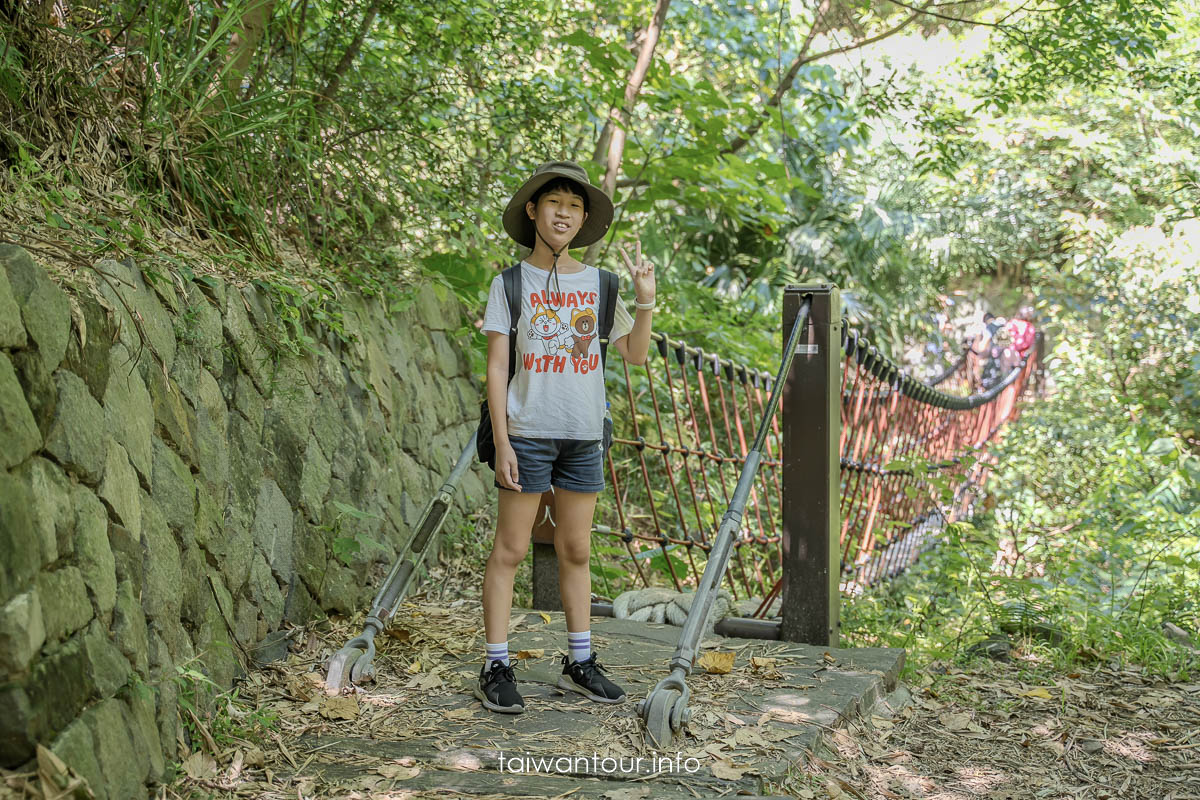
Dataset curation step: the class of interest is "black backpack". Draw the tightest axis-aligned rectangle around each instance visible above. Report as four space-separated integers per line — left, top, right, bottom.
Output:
475 263 620 469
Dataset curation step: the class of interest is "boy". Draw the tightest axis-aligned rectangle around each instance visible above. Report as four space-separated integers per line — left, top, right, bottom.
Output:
476 161 657 713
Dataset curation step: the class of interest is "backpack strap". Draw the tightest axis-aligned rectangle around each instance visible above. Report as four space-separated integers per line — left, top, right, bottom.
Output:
598 268 619 370
501 263 523 384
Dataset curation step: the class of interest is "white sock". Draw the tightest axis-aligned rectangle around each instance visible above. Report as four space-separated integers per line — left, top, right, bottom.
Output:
567 630 591 664
485 641 509 666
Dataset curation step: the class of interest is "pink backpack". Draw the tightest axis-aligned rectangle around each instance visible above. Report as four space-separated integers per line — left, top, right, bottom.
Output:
1007 319 1035 353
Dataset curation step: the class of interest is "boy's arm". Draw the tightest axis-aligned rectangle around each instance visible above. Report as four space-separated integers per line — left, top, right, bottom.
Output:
614 306 653 365
486 331 511 446
487 330 522 490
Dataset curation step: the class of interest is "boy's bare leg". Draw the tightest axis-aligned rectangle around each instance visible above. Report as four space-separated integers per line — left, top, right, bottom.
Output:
551 488 599 633
483 490 543 645
552 487 626 702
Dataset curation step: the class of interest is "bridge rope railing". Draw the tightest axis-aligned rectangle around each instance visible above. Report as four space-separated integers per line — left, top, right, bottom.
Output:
574 294 1042 619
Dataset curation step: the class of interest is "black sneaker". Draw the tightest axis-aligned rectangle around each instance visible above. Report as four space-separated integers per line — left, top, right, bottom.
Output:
474 659 524 714
557 653 626 703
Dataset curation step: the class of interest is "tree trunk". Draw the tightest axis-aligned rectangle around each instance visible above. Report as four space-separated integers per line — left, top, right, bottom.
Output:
583 0 672 265
220 0 277 101
313 1 380 119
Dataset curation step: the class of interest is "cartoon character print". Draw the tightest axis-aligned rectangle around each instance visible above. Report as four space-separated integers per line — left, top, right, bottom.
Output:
527 303 570 355
569 307 597 359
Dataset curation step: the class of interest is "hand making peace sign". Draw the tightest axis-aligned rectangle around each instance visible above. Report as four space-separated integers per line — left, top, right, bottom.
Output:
619 239 656 306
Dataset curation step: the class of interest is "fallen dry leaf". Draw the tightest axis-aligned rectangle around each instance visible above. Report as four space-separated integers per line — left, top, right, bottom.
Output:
444 750 483 771
824 777 847 798
409 670 446 690
243 747 265 767
319 694 360 721
515 649 545 660
376 763 421 780
698 651 736 674
181 751 217 780
539 612 552 624
711 757 746 780
284 674 314 701
938 712 971 732
1020 687 1053 699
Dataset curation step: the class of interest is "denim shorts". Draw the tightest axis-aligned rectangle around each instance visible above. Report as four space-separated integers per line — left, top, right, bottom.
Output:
496 436 605 494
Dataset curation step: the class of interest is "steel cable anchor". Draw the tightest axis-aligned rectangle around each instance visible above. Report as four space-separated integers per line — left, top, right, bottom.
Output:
637 297 810 748
325 438 476 694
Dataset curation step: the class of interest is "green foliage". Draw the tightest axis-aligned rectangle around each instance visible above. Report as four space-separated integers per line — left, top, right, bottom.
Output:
175 660 278 752
324 500 387 568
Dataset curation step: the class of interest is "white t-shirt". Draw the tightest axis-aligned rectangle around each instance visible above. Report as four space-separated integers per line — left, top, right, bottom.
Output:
481 261 634 440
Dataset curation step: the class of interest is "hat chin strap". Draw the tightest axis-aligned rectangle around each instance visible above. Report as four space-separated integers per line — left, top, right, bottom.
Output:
533 221 568 312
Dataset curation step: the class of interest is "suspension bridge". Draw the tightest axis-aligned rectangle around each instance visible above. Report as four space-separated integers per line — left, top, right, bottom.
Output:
299 285 1042 798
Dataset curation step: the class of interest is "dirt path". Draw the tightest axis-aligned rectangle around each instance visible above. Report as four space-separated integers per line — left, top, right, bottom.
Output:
787 659 1200 800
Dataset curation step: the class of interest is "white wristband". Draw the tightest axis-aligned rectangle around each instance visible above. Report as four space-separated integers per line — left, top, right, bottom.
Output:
634 298 656 311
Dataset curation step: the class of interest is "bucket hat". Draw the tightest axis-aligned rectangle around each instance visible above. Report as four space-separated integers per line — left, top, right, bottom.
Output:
502 160 614 249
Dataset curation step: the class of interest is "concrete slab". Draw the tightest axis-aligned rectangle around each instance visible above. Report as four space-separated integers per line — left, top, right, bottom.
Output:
284 609 903 798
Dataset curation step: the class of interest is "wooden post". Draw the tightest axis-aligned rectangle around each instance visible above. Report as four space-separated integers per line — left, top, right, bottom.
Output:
530 490 561 611
780 285 842 645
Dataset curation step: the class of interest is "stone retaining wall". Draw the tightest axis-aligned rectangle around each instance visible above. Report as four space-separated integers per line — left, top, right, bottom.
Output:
0 245 489 798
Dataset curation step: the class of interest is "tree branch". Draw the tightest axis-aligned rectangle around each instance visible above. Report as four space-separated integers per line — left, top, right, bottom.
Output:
723 1 932 156
583 0 672 264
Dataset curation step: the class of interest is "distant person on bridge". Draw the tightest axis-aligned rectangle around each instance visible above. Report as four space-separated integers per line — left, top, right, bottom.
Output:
476 161 657 714
966 311 1003 390
1006 306 1037 357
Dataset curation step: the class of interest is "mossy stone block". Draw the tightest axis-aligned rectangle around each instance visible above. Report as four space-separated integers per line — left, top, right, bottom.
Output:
72 486 116 620
122 686 165 782
81 698 142 800
0 353 40 470
139 493 182 625
1 245 70 373
62 292 118 405
44 370 106 484
0 685 34 768
252 478 294 580
82 621 132 699
0 261 26 349
36 566 93 643
150 436 195 535
51 718 107 800
111 580 149 679
103 343 155 485
94 257 176 375
25 635 95 742
98 439 142 537
0 591 45 678
0 469 53 603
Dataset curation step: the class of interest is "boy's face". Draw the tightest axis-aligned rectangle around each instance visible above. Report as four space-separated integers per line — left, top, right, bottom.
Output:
527 188 588 249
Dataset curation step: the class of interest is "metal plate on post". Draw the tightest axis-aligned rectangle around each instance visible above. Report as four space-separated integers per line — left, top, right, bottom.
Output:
795 344 819 355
